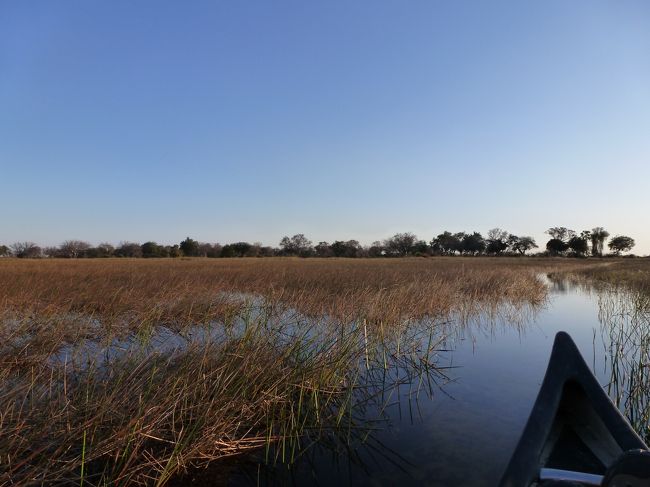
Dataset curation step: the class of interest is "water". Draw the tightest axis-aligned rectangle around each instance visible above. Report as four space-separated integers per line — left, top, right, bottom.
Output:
227 275 649 486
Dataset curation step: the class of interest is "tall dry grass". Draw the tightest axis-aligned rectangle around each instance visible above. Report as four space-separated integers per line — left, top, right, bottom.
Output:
0 257 594 485
572 258 650 294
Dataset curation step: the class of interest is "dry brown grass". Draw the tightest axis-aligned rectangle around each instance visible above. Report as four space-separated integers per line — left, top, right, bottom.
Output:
0 257 593 327
0 256 604 485
571 258 650 293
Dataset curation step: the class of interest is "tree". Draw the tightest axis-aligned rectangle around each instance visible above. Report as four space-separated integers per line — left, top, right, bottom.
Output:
412 240 431 255
508 236 537 255
462 232 486 255
279 234 313 256
546 238 569 256
546 227 576 242
608 236 635 255
590 227 610 257
179 237 200 257
196 242 223 258
431 231 463 255
383 233 418 257
165 245 182 257
43 246 61 258
115 242 142 258
486 228 509 255
367 241 384 257
258 246 276 257
0 245 9 257
330 240 362 258
219 245 236 258
141 241 167 258
97 243 115 257
59 240 91 258
11 242 42 258
85 243 115 258
232 242 253 257
314 241 333 257
567 235 589 257
202 244 222 258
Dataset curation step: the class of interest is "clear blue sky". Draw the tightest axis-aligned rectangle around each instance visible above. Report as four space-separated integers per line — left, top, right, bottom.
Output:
2 1 649 254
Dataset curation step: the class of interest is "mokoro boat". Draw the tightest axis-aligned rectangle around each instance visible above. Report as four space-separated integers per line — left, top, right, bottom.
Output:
499 332 649 486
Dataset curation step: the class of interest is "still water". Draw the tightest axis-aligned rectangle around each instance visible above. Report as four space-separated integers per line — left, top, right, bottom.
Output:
230 275 649 486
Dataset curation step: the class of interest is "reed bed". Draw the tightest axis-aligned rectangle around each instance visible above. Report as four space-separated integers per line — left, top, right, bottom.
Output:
573 258 650 294
0 257 589 485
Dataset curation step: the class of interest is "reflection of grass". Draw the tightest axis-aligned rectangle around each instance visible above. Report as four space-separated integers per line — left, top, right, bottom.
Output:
0 257 573 485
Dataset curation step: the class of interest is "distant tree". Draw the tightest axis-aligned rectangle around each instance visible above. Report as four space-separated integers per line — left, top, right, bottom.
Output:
200 243 218 259
314 241 333 257
220 245 236 258
219 242 255 257
431 231 463 255
462 232 486 255
85 243 115 258
546 238 569 256
330 240 362 258
568 235 589 257
115 242 142 258
200 243 221 258
486 228 509 255
141 241 167 258
197 242 225 257
59 240 91 258
279 234 313 256
11 242 42 258
330 241 347 257
413 240 431 255
591 227 610 257
43 246 61 258
367 241 384 257
165 244 182 258
0 245 9 257
97 243 115 257
383 233 418 257
180 237 200 257
247 243 264 257
546 227 576 242
258 246 276 257
510 236 537 255
608 236 635 255
232 242 253 257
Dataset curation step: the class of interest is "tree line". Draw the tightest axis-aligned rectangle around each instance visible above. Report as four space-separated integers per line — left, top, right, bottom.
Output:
0 227 637 259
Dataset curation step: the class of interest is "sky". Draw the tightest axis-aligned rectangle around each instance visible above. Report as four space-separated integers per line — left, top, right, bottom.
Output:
1 1 649 254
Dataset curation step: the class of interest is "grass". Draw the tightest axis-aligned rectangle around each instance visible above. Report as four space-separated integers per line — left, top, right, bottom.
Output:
0 257 608 485
598 288 650 441
573 257 650 294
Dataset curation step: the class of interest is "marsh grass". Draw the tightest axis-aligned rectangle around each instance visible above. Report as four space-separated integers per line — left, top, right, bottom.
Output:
0 257 588 485
596 287 650 441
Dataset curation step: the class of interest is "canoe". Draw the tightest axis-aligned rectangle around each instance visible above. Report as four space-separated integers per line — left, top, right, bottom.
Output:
499 331 648 486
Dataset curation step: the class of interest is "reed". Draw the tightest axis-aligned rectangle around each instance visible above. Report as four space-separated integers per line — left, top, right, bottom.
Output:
0 257 592 485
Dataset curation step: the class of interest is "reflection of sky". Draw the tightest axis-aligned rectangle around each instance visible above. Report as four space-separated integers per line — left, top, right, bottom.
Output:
233 277 646 486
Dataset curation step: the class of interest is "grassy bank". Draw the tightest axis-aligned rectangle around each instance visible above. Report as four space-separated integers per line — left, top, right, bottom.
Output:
0 257 601 485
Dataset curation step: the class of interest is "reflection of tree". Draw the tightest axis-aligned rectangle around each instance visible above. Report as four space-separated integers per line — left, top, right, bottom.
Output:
597 288 650 441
